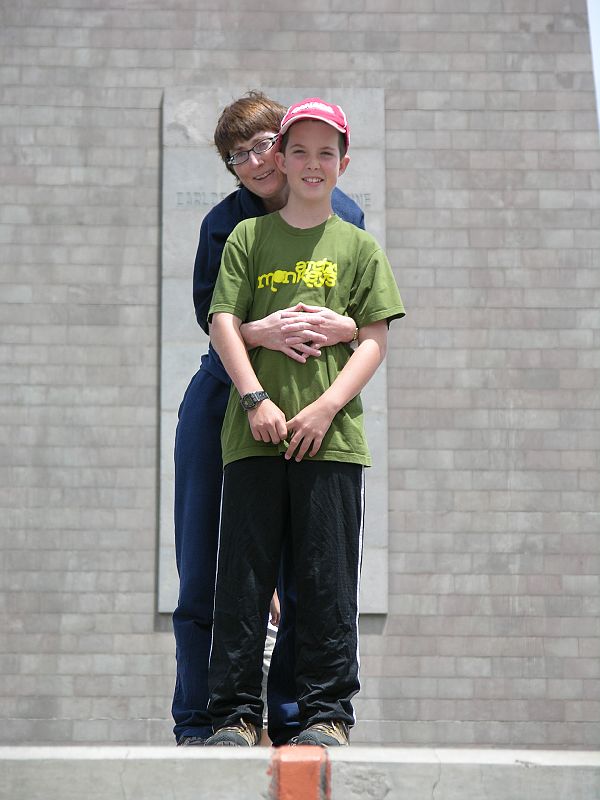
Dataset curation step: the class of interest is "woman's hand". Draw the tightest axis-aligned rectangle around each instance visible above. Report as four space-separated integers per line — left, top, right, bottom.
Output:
280 303 356 349
269 591 281 627
240 303 356 363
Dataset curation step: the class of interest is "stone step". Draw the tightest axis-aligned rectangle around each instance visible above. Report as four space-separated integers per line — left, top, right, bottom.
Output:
1 746 599 800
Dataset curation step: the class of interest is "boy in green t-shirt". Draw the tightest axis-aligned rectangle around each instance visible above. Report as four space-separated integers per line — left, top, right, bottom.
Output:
205 98 405 748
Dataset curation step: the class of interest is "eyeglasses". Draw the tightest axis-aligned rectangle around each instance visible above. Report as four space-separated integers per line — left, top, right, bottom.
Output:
227 136 278 166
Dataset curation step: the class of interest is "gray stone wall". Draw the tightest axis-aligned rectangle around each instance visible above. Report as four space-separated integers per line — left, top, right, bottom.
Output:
1 1 599 747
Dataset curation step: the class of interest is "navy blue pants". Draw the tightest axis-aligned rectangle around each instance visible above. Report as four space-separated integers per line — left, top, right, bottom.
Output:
208 457 364 733
171 366 299 743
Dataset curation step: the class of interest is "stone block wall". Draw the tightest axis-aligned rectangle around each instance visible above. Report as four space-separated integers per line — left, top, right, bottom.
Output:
1 0 599 746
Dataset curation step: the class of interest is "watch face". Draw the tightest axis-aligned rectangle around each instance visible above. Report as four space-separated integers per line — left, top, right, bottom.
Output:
240 391 268 410
241 394 256 410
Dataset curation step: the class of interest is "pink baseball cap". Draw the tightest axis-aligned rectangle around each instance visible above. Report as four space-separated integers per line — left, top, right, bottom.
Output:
279 97 350 149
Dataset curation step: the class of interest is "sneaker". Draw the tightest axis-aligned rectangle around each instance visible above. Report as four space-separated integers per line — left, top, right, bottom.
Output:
296 720 349 747
205 718 260 747
176 736 206 747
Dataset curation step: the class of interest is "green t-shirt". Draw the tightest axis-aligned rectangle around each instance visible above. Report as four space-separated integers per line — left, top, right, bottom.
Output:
209 212 405 467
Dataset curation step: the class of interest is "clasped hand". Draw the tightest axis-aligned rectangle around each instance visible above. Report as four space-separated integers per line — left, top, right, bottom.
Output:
247 398 335 462
258 302 355 363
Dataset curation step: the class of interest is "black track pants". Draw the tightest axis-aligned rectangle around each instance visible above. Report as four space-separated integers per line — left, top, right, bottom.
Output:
208 456 364 731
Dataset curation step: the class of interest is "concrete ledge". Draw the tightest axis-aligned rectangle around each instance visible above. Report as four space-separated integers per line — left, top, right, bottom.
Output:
328 748 600 800
1 746 599 800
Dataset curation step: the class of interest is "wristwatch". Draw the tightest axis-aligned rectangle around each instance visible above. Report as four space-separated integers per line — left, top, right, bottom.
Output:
240 390 269 411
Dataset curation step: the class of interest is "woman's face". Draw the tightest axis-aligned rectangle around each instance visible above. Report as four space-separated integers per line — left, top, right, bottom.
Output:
230 130 288 211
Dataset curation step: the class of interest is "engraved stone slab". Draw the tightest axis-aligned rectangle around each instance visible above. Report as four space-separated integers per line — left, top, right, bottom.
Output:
159 87 388 614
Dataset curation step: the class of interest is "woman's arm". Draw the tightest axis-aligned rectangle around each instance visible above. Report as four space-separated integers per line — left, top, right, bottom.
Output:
240 303 357 363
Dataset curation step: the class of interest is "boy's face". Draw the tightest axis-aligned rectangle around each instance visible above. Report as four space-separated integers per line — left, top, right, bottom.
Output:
230 129 288 207
274 120 349 203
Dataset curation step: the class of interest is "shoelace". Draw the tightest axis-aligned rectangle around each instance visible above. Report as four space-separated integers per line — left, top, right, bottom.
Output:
220 720 257 745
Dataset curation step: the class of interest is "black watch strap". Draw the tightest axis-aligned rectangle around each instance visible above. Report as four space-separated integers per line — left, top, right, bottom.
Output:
240 390 269 411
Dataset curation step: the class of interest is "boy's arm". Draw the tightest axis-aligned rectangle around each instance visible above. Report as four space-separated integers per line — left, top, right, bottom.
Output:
285 319 388 462
210 312 288 444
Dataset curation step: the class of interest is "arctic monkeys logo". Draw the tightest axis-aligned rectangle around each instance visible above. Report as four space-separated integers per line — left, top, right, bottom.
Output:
257 259 338 293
